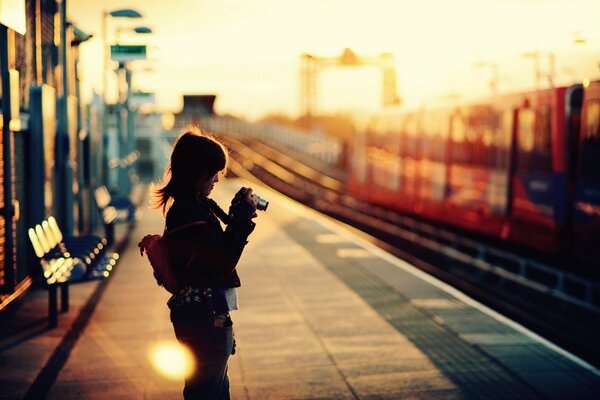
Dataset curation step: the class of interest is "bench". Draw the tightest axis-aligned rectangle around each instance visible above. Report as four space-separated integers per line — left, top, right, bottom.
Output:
94 185 142 244
28 216 120 327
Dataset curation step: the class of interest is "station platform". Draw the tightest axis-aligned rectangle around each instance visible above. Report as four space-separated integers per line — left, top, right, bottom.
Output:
2 178 600 400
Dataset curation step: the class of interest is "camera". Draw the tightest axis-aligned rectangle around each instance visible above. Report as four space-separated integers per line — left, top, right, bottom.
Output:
231 187 269 218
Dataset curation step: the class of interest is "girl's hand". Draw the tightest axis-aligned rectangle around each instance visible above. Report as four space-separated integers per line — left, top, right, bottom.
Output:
244 188 259 218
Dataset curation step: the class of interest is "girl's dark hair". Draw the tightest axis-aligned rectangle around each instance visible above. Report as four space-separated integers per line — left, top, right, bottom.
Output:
152 127 228 215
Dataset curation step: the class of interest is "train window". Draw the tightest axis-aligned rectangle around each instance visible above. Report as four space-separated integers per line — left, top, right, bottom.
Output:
401 113 419 158
566 86 583 180
430 135 441 162
533 106 553 173
495 109 513 169
421 112 432 161
467 107 496 167
469 124 484 166
584 101 600 140
406 114 421 158
406 113 419 137
422 110 443 162
581 101 600 181
435 113 450 162
518 109 535 149
382 114 400 154
482 125 494 166
450 112 468 164
517 108 535 173
451 112 466 143
502 110 513 143
517 106 552 174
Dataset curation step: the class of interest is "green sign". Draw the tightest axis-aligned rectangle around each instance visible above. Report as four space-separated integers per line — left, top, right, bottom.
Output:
130 91 155 106
110 45 147 61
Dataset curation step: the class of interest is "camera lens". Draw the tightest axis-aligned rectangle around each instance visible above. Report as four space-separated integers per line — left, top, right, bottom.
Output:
256 197 269 211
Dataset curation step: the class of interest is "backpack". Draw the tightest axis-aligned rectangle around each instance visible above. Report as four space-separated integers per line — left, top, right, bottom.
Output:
138 221 206 294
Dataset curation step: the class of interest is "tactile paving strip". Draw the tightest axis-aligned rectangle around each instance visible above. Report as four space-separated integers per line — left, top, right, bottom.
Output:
284 221 545 399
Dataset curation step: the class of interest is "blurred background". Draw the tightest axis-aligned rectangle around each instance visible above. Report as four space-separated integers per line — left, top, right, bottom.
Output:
1 0 600 369
68 0 600 120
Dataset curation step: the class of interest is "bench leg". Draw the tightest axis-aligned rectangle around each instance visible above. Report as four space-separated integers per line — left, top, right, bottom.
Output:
105 223 114 244
48 285 58 328
60 283 69 312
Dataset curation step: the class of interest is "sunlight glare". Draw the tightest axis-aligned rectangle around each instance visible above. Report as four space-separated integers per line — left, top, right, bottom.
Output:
149 341 195 380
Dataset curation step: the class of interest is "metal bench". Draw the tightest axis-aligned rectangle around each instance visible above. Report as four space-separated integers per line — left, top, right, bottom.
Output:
94 185 141 244
28 216 120 327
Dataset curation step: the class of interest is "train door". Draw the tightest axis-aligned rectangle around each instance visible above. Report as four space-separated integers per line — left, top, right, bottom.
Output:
467 105 501 216
418 108 448 207
560 85 584 253
447 108 470 209
383 113 401 195
487 108 513 217
573 81 600 265
399 112 419 203
510 88 565 249
369 114 400 203
347 121 368 195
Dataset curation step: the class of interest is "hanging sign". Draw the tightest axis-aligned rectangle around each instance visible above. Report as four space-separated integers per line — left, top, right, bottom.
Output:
110 45 147 62
130 91 155 106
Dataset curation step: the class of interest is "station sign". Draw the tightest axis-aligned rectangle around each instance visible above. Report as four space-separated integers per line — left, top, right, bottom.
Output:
110 45 147 62
0 0 26 34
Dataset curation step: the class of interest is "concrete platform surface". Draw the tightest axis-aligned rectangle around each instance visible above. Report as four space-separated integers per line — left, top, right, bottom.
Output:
1 178 600 400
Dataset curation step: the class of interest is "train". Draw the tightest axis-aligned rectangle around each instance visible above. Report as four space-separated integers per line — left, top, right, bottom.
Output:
347 81 600 267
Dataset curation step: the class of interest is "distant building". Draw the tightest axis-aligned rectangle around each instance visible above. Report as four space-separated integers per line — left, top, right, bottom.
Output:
134 112 170 182
173 95 217 131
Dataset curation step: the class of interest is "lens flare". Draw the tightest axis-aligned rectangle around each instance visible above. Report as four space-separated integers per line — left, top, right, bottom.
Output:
149 340 195 380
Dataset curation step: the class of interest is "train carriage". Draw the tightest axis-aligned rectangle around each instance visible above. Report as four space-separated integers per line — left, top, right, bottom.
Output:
348 82 597 265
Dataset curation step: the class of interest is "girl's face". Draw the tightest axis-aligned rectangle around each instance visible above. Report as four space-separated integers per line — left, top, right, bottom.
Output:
196 172 220 197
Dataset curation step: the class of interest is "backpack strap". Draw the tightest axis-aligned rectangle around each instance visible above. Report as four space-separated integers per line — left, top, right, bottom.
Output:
163 221 207 238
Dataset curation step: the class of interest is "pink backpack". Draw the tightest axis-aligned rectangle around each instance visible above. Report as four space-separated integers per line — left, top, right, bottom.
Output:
138 221 206 294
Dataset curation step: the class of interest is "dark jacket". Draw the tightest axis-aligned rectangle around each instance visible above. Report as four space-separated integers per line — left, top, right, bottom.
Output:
164 196 255 290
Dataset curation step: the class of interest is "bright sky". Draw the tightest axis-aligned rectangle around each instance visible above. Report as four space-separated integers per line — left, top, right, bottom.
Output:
69 0 600 120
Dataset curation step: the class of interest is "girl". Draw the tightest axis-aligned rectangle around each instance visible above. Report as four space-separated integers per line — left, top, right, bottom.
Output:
152 128 257 399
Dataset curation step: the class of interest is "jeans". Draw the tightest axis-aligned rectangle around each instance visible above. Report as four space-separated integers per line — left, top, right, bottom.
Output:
171 314 234 400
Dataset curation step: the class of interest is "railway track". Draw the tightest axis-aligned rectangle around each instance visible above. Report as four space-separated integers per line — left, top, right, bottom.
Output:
218 131 600 368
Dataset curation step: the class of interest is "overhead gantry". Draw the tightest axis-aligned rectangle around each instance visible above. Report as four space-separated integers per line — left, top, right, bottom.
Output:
300 48 401 117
